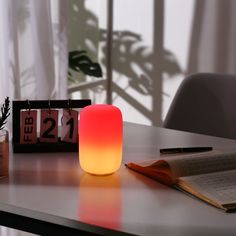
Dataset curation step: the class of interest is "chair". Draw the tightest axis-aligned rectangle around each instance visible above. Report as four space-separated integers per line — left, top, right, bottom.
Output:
163 73 236 139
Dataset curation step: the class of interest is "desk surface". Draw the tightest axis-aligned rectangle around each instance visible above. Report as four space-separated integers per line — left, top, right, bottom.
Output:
2 123 236 235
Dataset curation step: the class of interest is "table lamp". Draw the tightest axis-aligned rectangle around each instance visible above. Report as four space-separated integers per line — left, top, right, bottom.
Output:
79 104 123 175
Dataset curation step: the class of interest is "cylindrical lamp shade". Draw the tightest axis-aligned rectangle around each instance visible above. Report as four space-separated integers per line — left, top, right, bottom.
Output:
79 104 123 175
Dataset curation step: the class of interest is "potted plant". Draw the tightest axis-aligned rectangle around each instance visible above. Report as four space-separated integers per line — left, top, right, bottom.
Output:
0 97 10 176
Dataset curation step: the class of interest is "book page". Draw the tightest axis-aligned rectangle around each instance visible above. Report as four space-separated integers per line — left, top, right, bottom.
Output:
178 169 236 206
126 160 175 185
165 150 236 178
126 150 236 185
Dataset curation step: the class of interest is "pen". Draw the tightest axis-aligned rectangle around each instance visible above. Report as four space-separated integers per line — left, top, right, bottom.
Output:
160 146 213 154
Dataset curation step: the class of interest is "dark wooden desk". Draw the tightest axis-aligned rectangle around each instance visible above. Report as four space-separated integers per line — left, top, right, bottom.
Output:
1 123 236 235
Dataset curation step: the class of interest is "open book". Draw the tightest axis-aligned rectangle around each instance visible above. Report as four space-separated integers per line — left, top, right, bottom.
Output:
126 150 236 212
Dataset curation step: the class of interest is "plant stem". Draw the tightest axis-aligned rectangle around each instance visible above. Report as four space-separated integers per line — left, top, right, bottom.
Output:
0 97 10 130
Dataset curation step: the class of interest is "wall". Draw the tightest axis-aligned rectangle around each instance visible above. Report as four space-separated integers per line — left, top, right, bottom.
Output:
69 0 195 125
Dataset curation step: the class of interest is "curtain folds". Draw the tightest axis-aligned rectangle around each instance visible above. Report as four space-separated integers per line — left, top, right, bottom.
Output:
30 0 56 99
187 0 236 75
0 0 68 102
0 0 12 102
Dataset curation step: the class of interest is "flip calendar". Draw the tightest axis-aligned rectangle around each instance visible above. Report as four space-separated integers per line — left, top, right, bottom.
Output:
12 99 91 153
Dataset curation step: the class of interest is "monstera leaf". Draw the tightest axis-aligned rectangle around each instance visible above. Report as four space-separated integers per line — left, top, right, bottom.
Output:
68 50 102 79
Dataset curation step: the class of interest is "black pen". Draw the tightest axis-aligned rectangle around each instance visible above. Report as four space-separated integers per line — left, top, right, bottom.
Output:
160 147 213 154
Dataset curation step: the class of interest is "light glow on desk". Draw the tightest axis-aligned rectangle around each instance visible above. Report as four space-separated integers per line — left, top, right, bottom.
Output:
79 174 121 229
79 104 123 175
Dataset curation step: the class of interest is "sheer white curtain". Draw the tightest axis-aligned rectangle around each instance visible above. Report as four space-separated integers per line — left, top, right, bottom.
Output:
187 0 236 75
0 0 68 103
0 0 68 136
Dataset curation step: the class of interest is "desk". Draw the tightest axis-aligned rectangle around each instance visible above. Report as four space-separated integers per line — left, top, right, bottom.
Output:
1 122 236 235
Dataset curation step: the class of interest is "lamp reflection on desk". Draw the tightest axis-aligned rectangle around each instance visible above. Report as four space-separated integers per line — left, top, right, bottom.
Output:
79 104 123 175
78 173 121 229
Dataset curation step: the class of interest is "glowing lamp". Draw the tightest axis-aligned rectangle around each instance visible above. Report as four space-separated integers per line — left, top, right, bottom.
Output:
79 104 123 175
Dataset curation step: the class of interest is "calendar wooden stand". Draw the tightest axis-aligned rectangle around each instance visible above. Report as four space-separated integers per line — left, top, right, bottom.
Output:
12 99 91 153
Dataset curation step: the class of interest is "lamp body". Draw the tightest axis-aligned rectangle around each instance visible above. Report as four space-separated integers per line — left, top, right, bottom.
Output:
79 104 123 175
